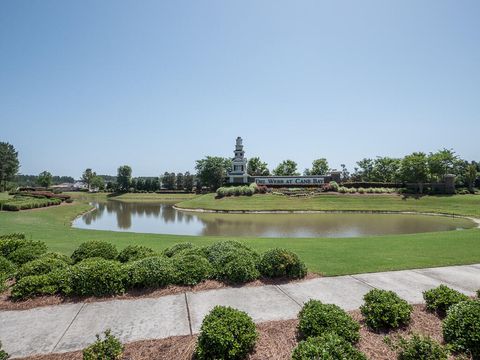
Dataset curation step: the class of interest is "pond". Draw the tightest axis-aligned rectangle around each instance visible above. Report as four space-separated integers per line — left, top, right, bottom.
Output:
71 200 477 238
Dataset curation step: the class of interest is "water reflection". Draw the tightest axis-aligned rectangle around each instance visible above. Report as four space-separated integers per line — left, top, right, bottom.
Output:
73 201 476 238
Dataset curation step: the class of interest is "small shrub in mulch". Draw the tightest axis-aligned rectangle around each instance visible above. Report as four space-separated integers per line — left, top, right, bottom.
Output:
117 245 156 263
71 241 118 263
0 340 9 360
423 285 470 316
123 256 175 289
11 273 59 300
163 242 195 258
258 248 307 279
172 254 213 286
7 241 47 265
0 256 16 277
298 299 360 344
16 257 70 280
394 334 448 360
360 289 412 331
291 332 367 360
442 300 480 358
83 329 123 360
195 306 258 360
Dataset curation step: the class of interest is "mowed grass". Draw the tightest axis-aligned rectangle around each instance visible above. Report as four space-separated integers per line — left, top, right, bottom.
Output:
0 193 479 276
177 193 480 217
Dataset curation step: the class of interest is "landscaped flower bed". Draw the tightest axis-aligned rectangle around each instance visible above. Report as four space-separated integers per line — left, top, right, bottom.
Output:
0 234 308 301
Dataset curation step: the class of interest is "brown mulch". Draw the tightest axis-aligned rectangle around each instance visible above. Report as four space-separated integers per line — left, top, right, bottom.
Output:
17 304 471 360
0 273 320 311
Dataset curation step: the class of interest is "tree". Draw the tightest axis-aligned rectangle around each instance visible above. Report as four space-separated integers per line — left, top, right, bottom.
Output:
427 149 460 181
356 158 374 181
195 156 232 191
309 158 329 175
82 168 96 190
273 160 299 176
465 162 478 192
183 171 194 192
37 171 53 188
90 176 105 191
0 142 20 192
340 164 350 181
162 172 176 190
176 173 184 190
400 152 429 193
371 157 401 183
117 165 132 192
247 157 270 176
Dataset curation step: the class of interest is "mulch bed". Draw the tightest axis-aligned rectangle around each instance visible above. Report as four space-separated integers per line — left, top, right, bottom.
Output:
17 304 471 360
0 273 320 311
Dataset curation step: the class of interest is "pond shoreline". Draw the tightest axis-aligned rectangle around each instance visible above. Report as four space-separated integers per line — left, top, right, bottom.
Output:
173 205 480 228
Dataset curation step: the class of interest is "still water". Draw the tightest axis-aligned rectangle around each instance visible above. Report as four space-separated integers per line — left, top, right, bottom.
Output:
72 201 476 238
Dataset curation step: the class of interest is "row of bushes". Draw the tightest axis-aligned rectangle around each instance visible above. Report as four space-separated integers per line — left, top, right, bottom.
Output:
338 186 398 194
0 235 307 300
16 191 71 201
0 196 63 211
216 183 261 198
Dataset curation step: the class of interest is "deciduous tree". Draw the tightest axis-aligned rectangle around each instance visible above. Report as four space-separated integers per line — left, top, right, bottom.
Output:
309 158 329 175
195 157 232 191
273 160 299 176
117 165 132 192
0 142 19 192
247 157 270 176
37 171 53 189
82 168 96 190
400 152 429 193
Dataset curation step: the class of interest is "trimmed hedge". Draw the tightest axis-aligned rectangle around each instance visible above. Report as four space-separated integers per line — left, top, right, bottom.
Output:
67 258 125 296
397 334 448 360
11 273 59 299
258 248 307 279
117 245 156 263
195 306 258 360
291 333 367 360
124 256 175 288
71 241 119 263
360 289 412 331
443 300 480 358
423 285 470 316
172 254 213 286
7 241 47 265
0 196 62 211
298 300 360 343
83 329 123 360
16 257 69 280
163 242 195 258
0 256 16 277
221 255 260 283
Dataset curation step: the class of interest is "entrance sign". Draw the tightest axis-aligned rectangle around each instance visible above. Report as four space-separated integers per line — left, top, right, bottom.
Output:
255 176 326 186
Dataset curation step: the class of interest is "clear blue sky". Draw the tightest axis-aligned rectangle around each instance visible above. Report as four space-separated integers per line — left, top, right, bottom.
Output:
1 0 479 178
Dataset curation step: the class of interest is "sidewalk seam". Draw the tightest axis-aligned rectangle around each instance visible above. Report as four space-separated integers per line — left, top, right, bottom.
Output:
52 302 87 352
274 285 302 307
349 275 376 290
184 293 193 336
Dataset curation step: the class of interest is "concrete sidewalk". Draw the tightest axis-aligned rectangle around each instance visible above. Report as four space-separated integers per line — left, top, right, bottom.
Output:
1 264 480 358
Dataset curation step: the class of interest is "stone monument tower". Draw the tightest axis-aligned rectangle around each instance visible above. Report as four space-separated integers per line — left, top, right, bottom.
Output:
228 137 249 184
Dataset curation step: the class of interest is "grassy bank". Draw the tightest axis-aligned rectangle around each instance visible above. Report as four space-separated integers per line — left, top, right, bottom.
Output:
0 193 479 276
177 193 480 217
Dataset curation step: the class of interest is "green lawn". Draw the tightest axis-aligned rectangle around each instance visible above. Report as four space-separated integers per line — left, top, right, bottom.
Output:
177 193 480 217
0 193 479 276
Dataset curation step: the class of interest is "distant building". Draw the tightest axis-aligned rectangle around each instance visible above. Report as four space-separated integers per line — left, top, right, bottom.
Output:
227 137 249 184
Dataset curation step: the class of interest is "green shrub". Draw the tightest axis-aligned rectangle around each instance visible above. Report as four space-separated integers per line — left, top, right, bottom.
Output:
221 255 260 283
360 289 413 330
11 273 59 299
338 186 348 194
38 252 72 264
71 241 118 263
298 300 360 344
0 256 16 277
258 248 307 279
291 333 367 360
360 289 412 330
396 334 448 360
329 181 339 192
124 256 175 289
172 254 213 285
7 241 47 265
163 242 195 258
442 300 480 358
0 234 26 257
83 329 123 360
16 257 70 280
68 258 125 296
423 285 470 316
0 340 9 360
358 187 366 194
117 245 156 263
0 273 7 293
205 240 258 270
477 289 480 299
195 306 258 360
